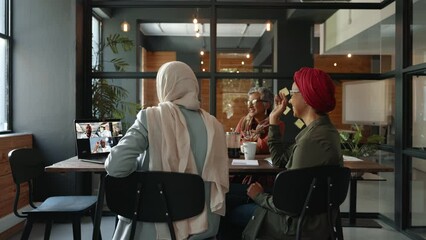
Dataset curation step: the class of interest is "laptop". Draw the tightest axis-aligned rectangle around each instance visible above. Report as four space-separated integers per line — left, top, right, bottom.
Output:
74 119 123 164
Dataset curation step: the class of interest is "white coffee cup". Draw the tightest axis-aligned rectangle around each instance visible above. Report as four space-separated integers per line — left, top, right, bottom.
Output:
242 142 257 160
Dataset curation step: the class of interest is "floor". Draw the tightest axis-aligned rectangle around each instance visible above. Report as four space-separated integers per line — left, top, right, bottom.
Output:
6 216 412 240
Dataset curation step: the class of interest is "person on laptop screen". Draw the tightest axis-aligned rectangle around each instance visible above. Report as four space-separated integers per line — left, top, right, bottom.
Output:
105 61 229 240
99 124 112 138
81 123 98 138
92 139 111 153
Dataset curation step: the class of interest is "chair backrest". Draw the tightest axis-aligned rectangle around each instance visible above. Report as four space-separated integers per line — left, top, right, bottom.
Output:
272 165 351 216
8 148 45 217
8 148 45 185
105 171 205 239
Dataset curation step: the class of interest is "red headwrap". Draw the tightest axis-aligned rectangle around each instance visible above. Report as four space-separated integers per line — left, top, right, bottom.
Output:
293 67 336 113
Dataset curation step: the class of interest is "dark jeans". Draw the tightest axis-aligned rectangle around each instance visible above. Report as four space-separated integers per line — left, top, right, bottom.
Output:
218 183 258 240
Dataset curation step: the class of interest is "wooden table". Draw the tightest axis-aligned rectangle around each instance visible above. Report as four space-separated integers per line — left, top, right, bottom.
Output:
342 159 394 228
229 155 283 175
45 155 393 238
45 156 105 240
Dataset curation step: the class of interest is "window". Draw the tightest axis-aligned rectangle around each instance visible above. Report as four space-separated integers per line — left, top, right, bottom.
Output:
92 15 101 70
0 0 10 132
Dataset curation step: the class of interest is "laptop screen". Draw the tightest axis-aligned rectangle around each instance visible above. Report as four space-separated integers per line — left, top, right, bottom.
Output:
74 119 123 159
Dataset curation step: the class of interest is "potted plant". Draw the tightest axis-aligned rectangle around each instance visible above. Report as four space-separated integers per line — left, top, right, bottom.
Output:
92 33 140 121
339 124 385 158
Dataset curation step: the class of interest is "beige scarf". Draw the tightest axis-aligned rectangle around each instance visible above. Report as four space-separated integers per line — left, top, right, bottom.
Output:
146 61 229 240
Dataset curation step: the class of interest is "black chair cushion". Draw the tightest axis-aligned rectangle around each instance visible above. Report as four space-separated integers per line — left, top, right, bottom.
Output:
105 171 205 222
272 165 350 216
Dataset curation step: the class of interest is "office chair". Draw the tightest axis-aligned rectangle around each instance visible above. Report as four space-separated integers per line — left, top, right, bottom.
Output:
8 148 98 240
272 165 351 240
105 171 205 240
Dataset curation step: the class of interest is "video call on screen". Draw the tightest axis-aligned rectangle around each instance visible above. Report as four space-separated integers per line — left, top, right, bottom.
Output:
75 121 123 155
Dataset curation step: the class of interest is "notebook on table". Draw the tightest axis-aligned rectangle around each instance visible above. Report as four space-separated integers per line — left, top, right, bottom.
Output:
74 119 123 164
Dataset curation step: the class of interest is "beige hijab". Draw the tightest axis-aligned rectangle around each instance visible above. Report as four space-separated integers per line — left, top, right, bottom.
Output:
146 61 229 239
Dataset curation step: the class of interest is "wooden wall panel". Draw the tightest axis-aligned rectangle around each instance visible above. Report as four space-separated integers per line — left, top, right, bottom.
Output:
141 51 255 134
141 49 176 108
200 52 255 131
200 79 210 112
314 54 373 74
216 80 254 132
0 134 32 218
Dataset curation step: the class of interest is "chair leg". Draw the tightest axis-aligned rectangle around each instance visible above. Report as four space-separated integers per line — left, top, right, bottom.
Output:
335 215 344 240
72 218 82 240
21 218 33 240
44 220 53 240
90 209 102 240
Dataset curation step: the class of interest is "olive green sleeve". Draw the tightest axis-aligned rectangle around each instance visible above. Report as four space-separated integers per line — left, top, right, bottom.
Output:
253 192 284 214
267 125 293 168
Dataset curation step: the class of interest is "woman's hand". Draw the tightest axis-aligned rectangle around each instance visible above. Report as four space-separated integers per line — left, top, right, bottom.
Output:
269 93 288 125
247 182 264 199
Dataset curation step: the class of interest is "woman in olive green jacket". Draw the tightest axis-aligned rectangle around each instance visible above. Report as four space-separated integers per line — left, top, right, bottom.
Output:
242 67 343 240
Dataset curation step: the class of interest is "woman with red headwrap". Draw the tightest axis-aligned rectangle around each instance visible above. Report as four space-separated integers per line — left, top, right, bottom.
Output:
266 66 342 169
231 67 343 240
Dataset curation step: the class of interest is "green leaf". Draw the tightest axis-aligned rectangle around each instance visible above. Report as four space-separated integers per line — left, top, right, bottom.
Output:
92 33 137 125
338 123 383 158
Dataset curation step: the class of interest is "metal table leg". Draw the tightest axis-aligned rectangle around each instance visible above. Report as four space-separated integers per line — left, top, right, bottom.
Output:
93 172 106 240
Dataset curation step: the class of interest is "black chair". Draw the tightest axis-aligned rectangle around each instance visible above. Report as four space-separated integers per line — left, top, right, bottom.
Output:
8 148 98 240
105 171 205 240
272 165 351 240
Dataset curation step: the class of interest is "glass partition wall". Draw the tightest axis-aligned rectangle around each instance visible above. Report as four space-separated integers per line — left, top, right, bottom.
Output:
85 1 426 239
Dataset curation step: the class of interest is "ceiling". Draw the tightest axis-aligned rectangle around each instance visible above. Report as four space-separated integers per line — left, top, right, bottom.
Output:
138 9 337 54
140 23 268 37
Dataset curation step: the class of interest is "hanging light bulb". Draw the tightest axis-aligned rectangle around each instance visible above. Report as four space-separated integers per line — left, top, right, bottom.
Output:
121 21 130 32
266 21 272 32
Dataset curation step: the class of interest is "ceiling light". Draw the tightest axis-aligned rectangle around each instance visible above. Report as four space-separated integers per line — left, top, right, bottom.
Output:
195 32 200 38
241 61 245 65
193 18 198 24
121 21 130 32
200 50 205 56
333 63 337 67
266 21 272 32
246 53 250 59
347 53 352 58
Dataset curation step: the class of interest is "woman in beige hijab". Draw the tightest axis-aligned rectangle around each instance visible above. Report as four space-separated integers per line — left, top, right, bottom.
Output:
105 61 229 240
